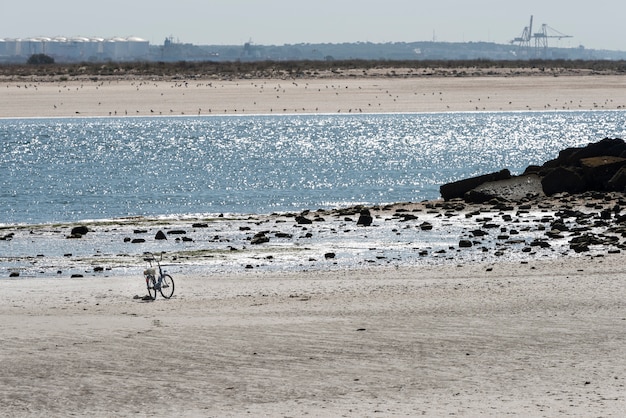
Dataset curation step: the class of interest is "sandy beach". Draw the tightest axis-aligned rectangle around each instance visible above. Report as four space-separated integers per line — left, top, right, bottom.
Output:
1 73 626 117
1 256 625 417
2 71 626 416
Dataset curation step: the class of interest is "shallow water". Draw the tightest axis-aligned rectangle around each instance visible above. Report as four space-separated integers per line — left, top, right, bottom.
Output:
3 110 626 225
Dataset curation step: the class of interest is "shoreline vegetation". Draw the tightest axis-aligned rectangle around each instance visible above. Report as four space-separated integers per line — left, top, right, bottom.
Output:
1 61 626 416
2 59 626 81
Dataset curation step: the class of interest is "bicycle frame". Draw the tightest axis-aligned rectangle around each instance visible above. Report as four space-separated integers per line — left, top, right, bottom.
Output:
143 252 175 300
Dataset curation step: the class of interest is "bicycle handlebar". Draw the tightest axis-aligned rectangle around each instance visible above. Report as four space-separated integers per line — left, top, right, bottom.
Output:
143 251 165 262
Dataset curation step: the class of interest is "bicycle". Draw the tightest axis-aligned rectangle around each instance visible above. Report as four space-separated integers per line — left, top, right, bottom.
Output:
143 252 175 300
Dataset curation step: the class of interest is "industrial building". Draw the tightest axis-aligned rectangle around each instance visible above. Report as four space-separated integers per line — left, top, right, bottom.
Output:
0 36 149 63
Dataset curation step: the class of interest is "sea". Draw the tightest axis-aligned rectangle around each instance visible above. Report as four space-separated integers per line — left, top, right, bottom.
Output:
3 110 626 226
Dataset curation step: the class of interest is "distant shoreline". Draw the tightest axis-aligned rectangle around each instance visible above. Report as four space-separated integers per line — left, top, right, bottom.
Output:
2 71 626 117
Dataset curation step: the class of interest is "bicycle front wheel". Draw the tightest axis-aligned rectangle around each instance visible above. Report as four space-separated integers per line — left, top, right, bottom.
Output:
159 274 175 299
146 276 158 300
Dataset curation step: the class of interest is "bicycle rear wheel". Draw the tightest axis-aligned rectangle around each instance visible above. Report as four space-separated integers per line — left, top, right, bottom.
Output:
159 274 175 299
146 276 158 300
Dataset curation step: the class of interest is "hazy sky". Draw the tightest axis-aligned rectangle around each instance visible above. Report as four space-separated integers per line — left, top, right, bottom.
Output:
3 0 625 51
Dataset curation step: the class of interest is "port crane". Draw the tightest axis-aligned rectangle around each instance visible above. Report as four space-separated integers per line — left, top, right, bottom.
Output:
511 15 573 57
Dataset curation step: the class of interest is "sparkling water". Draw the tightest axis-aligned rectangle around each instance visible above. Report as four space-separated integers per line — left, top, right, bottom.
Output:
2 111 626 225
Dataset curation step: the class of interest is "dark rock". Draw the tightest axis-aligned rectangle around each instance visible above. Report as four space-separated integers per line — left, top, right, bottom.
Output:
459 239 473 248
550 220 569 231
324 252 336 259
530 239 551 248
192 223 209 228
541 167 585 196
470 229 488 237
357 209 373 226
9 272 19 277
93 266 104 272
155 230 167 240
542 138 626 168
71 225 89 236
71 274 84 278
167 230 186 235
131 238 145 244
440 169 511 201
419 222 433 230
251 232 270 245
295 215 313 224
608 166 626 192
398 213 419 222
580 156 626 190
133 229 148 234
545 230 565 239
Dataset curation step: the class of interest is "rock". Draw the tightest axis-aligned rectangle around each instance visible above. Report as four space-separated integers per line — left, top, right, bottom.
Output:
295 215 313 224
357 209 373 226
192 223 208 228
250 232 270 245
608 166 626 192
9 272 19 277
131 238 145 244
155 230 167 240
324 252 336 259
459 239 473 248
71 225 89 236
398 213 419 222
580 156 626 190
470 229 488 237
465 174 544 203
440 169 511 201
167 230 186 235
542 138 626 168
530 239 551 248
541 167 585 196
419 222 433 231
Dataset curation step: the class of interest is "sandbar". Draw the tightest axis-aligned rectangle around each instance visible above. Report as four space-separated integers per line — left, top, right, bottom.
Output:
1 74 626 118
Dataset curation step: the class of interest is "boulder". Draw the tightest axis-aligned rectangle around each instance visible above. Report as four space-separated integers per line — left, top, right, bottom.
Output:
579 156 626 190
71 225 89 236
250 232 270 245
459 239 473 248
541 167 585 196
440 169 511 201
465 174 544 203
356 209 373 226
295 215 313 224
608 166 626 192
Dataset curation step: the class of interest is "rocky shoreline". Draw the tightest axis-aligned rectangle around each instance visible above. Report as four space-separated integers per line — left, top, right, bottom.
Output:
2 138 626 278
